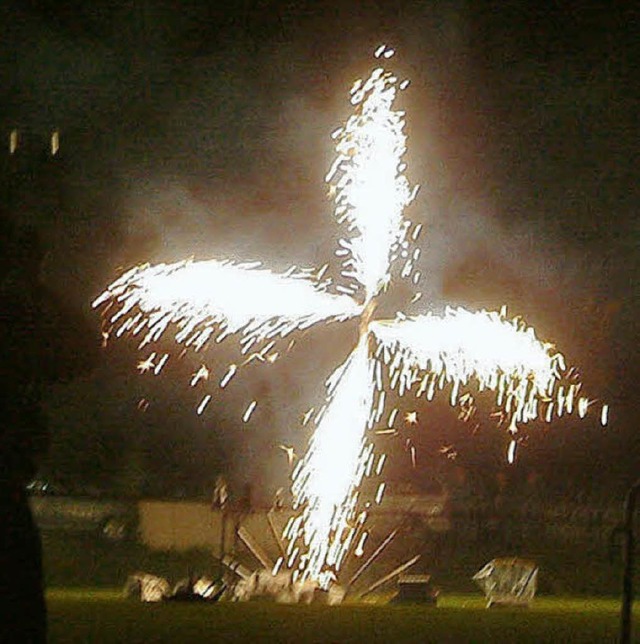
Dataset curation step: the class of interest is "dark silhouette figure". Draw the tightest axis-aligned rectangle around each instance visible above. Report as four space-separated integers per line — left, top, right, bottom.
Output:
0 217 99 643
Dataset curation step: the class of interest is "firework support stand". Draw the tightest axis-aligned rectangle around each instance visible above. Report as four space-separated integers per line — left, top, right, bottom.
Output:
389 575 439 605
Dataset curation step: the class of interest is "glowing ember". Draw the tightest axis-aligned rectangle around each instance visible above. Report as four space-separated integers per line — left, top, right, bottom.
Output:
279 445 296 465
190 365 209 387
404 411 418 424
94 46 607 589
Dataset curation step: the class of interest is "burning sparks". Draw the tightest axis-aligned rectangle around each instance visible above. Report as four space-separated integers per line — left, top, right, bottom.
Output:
243 400 258 423
190 365 209 387
280 445 297 465
196 394 212 416
137 354 155 373
404 411 418 425
94 46 607 589
601 404 609 427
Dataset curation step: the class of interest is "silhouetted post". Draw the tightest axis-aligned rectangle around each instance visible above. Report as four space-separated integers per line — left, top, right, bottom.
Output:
212 476 228 581
620 479 640 644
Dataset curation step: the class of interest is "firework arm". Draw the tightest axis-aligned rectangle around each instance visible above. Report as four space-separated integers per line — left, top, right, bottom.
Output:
287 338 378 588
369 309 607 432
93 259 362 357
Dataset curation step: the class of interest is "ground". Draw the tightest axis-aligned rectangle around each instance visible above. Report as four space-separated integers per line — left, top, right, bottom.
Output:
41 529 640 642
48 590 638 643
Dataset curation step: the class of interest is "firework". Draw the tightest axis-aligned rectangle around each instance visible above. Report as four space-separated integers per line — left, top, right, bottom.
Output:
94 46 606 589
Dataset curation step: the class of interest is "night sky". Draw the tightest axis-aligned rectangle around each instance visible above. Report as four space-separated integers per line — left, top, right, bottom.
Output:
2 1 638 501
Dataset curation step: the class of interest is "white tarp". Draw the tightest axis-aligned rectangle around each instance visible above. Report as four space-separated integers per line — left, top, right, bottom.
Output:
473 558 538 607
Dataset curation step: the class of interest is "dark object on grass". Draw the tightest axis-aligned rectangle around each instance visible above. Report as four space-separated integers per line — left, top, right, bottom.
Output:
167 577 226 602
389 574 439 605
125 572 225 603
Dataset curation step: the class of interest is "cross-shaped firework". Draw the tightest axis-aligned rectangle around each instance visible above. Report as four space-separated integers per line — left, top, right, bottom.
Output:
94 46 607 589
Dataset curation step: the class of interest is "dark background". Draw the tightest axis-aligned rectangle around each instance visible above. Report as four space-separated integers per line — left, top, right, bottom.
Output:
1 0 638 503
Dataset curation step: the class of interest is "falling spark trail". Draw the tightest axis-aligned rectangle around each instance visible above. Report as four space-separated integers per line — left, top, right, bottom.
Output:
197 395 212 415
190 365 209 386
220 365 237 388
153 354 169 375
601 404 609 426
280 445 296 465
375 454 386 476
243 401 257 423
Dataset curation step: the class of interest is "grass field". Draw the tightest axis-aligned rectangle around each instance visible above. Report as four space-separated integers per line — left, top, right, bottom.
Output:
47 589 638 643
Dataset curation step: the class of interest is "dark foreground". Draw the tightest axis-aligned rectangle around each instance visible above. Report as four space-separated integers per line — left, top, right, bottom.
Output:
47 590 638 643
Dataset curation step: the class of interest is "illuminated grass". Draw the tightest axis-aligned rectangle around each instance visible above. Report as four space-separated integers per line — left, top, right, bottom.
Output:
47 590 637 643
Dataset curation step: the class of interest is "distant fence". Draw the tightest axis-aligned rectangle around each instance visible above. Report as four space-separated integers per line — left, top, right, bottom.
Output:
32 494 624 567
137 494 451 553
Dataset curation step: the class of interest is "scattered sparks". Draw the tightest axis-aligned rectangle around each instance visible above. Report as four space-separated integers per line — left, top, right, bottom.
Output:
375 482 386 504
371 308 584 431
94 259 361 394
354 532 368 557
404 411 418 425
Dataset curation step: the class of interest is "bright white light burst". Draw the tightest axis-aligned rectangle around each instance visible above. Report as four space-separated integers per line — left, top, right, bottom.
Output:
94 46 606 589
